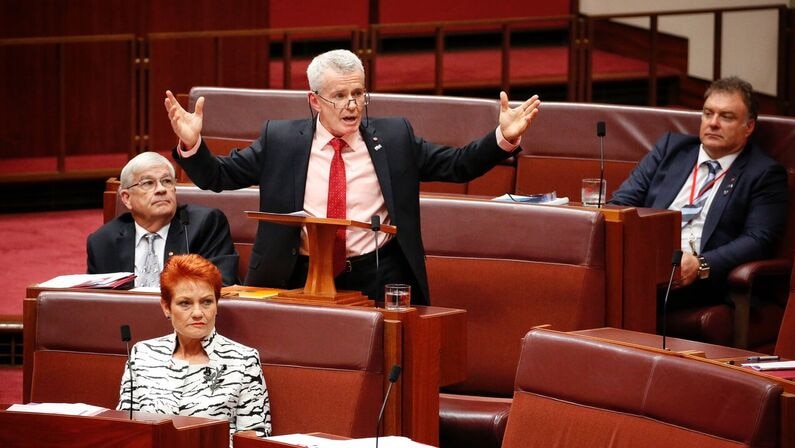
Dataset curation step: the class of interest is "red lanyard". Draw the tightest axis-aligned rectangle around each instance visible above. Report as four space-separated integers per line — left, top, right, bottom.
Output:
688 163 726 204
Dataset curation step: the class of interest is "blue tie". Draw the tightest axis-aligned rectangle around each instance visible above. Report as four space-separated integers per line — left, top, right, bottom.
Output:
681 160 721 227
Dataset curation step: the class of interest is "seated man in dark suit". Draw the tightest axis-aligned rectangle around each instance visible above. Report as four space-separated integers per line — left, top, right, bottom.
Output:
609 77 788 329
87 152 239 286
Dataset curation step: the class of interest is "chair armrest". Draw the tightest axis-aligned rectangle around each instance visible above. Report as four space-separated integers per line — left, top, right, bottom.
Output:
728 259 792 349
727 259 792 289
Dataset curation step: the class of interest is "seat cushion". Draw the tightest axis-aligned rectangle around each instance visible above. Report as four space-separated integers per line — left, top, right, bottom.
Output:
439 393 511 448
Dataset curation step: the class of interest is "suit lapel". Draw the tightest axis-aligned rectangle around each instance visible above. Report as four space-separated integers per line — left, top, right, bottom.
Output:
117 222 136 272
164 214 184 262
293 120 315 209
361 122 395 218
653 145 699 209
701 147 748 250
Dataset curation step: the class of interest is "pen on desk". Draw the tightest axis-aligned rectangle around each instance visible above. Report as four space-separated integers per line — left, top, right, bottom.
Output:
746 355 780 362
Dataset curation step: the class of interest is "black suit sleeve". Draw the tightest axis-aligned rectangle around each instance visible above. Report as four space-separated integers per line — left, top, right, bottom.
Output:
188 206 240 286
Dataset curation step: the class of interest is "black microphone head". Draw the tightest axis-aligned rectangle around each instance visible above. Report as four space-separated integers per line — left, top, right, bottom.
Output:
371 215 381 231
179 207 189 225
671 250 683 266
596 121 606 137
120 324 131 342
388 365 402 383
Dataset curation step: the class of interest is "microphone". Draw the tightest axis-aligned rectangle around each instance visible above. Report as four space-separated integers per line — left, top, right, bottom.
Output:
661 250 683 351
375 365 402 448
371 215 381 272
120 324 133 420
179 207 190 254
596 121 606 208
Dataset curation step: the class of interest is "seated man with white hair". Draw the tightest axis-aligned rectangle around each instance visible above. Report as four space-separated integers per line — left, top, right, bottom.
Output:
87 152 239 286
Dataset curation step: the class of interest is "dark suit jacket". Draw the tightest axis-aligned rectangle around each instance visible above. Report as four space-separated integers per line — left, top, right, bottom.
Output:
610 132 788 283
87 204 239 286
174 117 516 305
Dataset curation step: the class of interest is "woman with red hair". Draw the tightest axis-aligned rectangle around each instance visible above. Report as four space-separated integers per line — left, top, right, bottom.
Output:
117 254 271 444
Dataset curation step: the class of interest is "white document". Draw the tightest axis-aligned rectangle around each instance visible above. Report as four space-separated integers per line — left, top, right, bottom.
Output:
492 194 569 205
38 272 135 288
264 435 434 448
742 360 795 371
7 402 107 416
130 286 161 293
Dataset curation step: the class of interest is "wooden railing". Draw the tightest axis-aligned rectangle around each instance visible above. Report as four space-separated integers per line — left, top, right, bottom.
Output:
579 4 789 110
0 6 790 180
367 15 578 96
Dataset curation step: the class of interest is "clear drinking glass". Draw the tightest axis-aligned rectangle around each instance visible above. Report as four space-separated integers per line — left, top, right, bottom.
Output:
581 178 607 207
384 284 411 310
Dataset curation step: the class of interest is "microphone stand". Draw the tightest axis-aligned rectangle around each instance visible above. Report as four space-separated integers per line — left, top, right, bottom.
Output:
371 216 381 303
596 121 606 208
662 250 683 351
376 365 402 448
120 325 133 420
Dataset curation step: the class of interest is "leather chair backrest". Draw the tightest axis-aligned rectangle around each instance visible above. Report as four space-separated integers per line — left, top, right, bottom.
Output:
502 329 783 448
113 184 260 280
513 101 795 259
187 87 512 195
190 87 501 146
31 291 385 437
420 197 606 397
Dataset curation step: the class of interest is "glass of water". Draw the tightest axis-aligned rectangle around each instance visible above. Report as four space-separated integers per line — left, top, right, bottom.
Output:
384 284 411 310
581 178 607 207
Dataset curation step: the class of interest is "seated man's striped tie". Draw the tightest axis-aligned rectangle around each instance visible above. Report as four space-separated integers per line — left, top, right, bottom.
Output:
681 160 722 227
139 233 161 287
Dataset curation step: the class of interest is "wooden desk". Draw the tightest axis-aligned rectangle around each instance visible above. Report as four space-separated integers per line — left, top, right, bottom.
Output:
0 406 229 448
569 327 795 448
591 205 680 332
571 327 795 391
23 286 465 446
422 193 680 333
572 327 761 360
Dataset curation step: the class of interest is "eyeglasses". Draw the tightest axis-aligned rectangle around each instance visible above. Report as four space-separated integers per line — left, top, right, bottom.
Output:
124 177 176 191
315 90 370 110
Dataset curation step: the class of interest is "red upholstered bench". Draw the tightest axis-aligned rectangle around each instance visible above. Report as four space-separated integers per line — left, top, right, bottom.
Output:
419 196 606 448
513 101 795 352
183 87 514 196
26 291 385 437
503 328 786 448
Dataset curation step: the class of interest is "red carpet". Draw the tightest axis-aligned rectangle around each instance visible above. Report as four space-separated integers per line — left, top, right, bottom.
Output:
0 366 23 404
0 209 102 317
267 47 679 90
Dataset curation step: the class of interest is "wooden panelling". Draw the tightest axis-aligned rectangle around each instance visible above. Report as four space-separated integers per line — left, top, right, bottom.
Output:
592 20 688 74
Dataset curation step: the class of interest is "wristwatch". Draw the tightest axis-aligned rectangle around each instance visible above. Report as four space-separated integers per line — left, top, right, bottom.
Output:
697 256 710 280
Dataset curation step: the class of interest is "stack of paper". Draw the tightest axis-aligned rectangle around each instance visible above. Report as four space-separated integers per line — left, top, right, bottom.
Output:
38 272 136 289
742 360 795 371
7 402 107 416
266 435 435 447
492 193 569 205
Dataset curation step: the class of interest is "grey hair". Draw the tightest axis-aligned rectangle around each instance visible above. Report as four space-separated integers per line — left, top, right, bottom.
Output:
119 152 176 189
306 49 365 93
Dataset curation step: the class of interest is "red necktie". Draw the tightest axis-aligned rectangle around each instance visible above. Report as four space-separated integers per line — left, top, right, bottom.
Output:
327 138 347 276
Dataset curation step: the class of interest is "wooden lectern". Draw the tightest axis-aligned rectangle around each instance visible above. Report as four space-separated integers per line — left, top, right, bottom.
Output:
245 211 397 306
0 406 229 448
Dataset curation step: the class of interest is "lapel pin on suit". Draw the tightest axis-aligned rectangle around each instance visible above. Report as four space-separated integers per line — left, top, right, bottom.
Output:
373 136 382 151
723 176 737 196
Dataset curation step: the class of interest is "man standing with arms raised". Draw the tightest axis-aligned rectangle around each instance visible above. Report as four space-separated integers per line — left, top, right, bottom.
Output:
165 49 540 305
